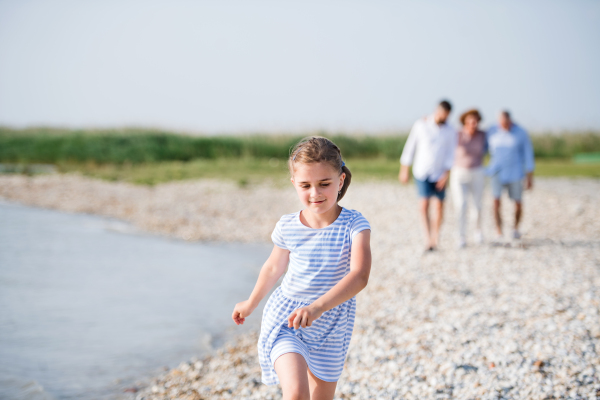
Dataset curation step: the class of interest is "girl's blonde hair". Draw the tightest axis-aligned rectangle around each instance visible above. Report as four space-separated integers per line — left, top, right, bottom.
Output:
288 136 352 201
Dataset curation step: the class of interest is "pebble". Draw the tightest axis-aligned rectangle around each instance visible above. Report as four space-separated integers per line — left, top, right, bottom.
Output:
1 174 599 399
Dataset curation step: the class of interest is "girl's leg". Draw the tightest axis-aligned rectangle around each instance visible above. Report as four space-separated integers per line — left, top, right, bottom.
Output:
307 368 337 400
274 353 310 400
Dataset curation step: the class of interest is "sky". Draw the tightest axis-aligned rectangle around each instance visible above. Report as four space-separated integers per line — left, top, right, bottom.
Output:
0 0 599 133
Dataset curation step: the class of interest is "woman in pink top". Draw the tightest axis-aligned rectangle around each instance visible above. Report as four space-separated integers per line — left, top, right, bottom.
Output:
450 109 487 247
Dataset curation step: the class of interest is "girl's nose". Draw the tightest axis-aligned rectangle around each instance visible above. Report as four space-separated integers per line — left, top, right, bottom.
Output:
310 186 320 197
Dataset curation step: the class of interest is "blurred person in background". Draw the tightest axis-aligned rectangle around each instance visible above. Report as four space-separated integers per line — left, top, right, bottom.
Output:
399 100 457 252
486 110 535 240
451 109 487 248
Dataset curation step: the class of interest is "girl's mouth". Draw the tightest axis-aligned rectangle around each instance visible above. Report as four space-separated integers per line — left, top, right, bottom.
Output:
311 200 325 205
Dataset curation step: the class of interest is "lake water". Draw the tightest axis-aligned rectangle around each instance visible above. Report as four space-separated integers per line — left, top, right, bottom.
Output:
0 202 272 400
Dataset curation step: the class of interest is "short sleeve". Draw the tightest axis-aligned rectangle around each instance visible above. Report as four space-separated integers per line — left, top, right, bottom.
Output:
350 213 371 241
271 220 288 250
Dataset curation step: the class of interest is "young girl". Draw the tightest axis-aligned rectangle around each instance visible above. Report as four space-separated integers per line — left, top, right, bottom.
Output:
232 136 372 400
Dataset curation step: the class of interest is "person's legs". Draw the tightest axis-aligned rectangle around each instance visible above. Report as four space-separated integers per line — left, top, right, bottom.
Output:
274 353 310 400
415 178 435 250
451 168 468 246
514 201 522 229
307 368 337 400
493 198 502 236
491 176 503 236
507 179 524 238
471 168 485 243
430 197 444 248
418 197 433 249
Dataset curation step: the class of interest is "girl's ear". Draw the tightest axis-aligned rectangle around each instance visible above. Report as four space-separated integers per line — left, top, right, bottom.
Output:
339 172 346 190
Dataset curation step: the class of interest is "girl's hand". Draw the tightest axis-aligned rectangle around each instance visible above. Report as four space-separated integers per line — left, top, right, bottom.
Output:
232 300 256 325
287 305 323 330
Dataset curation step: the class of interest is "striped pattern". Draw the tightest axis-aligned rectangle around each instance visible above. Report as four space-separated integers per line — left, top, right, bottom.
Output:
272 208 371 301
258 208 370 385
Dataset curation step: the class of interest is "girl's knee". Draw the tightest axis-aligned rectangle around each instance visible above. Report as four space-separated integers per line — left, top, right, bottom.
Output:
275 353 310 400
283 386 310 400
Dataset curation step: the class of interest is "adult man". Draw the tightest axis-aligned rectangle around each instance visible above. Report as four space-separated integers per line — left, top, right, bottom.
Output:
399 100 457 251
486 110 535 240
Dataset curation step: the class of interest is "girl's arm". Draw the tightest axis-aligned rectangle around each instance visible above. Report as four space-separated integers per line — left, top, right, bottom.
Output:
232 245 289 325
288 230 371 329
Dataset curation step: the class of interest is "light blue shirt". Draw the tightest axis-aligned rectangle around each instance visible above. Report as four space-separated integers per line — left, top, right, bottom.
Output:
486 123 535 183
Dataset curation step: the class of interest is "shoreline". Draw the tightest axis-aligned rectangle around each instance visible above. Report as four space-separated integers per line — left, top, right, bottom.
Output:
1 174 599 399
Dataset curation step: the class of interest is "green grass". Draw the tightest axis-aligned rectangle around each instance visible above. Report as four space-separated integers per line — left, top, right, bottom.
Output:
54 158 405 186
0 127 407 163
349 158 600 180
1 127 599 184
47 157 599 186
2 127 600 164
56 158 293 186
533 159 600 178
531 133 600 158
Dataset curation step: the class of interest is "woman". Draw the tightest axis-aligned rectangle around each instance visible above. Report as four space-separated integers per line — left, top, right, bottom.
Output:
451 109 487 247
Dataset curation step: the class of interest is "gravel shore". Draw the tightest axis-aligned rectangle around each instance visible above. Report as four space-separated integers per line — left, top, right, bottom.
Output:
1 174 599 399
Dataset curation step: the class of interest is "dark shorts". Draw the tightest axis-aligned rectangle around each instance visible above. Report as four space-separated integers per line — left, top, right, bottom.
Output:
414 177 446 200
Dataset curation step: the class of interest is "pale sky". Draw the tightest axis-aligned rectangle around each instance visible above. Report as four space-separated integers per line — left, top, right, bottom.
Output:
0 0 599 133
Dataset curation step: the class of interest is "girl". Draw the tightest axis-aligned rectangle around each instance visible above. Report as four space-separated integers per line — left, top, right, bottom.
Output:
232 136 372 400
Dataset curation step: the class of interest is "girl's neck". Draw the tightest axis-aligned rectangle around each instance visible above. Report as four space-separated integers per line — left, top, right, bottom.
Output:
300 204 343 229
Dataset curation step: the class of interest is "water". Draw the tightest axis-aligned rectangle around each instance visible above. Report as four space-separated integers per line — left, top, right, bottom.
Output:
0 202 272 400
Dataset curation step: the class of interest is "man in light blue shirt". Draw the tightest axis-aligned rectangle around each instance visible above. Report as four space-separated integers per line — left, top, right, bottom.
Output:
486 110 535 240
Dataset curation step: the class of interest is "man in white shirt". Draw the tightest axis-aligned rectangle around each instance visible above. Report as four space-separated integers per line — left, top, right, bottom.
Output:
399 100 457 251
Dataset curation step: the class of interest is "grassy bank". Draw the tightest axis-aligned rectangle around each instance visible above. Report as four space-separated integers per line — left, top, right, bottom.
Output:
53 158 600 186
1 127 599 184
2 127 600 163
0 127 407 163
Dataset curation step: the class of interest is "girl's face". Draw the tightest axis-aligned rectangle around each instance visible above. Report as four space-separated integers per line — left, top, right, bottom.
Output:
291 162 345 215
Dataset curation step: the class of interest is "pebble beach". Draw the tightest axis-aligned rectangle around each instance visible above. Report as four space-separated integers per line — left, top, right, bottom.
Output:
1 174 599 399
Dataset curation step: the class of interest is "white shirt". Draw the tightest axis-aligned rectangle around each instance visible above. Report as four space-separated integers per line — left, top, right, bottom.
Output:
400 115 457 181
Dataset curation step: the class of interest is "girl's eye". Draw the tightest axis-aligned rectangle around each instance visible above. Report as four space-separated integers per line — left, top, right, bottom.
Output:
321 183 330 187
301 185 310 189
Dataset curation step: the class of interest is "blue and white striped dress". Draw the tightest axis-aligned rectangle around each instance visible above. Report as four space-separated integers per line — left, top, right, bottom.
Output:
258 207 371 385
